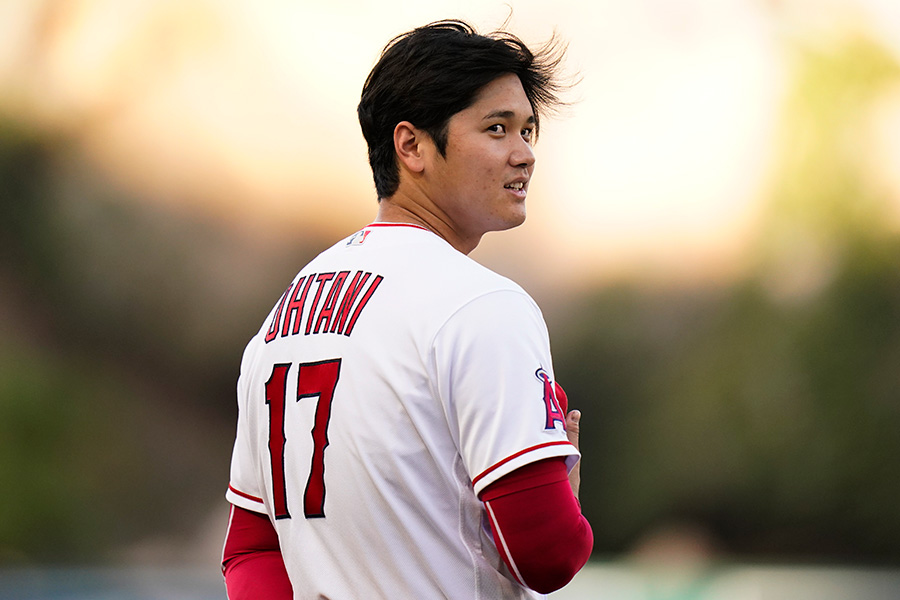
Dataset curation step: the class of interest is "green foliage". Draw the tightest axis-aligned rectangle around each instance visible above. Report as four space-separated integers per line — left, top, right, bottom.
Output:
557 250 900 561
0 346 136 561
761 34 900 267
0 124 65 284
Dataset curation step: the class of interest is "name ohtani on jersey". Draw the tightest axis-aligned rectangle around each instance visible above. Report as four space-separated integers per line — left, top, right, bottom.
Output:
265 270 384 342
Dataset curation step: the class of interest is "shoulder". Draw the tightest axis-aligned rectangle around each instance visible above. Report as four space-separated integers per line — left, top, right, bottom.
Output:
435 286 548 351
431 250 542 333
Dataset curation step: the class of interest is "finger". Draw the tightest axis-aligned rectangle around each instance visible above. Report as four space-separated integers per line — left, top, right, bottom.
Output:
566 410 581 449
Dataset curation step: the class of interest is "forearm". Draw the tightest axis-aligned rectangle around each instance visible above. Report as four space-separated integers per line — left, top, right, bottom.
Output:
222 504 293 599
481 458 593 593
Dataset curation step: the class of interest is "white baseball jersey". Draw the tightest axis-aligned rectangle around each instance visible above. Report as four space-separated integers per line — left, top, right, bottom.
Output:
226 223 578 599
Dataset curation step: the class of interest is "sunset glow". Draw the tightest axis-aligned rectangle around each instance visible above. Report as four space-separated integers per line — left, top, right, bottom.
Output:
2 0 898 285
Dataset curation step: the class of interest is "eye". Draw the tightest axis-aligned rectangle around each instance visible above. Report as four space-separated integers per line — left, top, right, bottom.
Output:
521 127 534 142
487 124 506 134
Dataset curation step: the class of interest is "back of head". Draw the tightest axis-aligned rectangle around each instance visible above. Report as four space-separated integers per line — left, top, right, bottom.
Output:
358 19 566 199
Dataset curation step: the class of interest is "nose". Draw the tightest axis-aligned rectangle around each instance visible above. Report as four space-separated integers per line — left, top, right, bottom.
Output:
510 137 536 170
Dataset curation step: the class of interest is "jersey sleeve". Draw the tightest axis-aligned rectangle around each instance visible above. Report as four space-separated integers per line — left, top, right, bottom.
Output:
432 289 579 496
226 343 268 514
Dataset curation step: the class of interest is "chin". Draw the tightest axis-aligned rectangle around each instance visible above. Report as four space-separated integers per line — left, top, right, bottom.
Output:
511 206 528 227
496 211 527 232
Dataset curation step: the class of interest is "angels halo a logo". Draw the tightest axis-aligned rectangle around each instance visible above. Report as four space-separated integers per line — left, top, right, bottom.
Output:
535 368 565 430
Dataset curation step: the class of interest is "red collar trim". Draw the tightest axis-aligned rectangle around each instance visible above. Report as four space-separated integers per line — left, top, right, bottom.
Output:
364 222 431 232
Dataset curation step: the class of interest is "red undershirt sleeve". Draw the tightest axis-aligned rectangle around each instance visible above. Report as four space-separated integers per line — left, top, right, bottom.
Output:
222 504 293 600
480 457 593 594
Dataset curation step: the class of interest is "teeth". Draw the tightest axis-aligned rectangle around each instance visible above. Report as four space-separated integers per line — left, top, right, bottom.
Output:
506 182 524 190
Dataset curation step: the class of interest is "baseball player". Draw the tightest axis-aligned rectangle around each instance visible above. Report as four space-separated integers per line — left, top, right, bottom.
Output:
222 20 593 599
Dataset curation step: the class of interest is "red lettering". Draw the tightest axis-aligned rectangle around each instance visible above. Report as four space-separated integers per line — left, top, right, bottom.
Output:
314 271 349 334
344 275 383 336
331 272 370 334
305 273 336 335
282 275 314 337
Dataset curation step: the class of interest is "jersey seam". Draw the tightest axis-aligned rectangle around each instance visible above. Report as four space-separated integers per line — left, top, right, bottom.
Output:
454 454 484 600
429 287 538 354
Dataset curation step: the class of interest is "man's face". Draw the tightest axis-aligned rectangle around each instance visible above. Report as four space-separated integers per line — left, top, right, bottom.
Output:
425 73 537 249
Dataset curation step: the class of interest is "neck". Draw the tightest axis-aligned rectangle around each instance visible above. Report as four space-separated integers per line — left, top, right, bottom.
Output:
374 190 481 255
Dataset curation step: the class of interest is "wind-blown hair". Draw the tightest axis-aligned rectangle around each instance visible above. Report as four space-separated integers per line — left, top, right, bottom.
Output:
357 19 567 199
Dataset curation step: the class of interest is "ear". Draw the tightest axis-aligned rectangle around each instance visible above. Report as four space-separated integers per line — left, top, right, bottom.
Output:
393 121 427 174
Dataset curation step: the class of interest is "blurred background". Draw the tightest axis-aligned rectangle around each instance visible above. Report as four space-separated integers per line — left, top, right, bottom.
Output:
2 0 900 598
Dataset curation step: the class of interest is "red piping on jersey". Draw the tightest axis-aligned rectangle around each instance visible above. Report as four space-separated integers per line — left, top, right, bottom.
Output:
472 441 575 487
363 222 431 231
229 484 264 505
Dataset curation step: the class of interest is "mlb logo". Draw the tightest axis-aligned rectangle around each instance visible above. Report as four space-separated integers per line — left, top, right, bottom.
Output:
347 230 371 247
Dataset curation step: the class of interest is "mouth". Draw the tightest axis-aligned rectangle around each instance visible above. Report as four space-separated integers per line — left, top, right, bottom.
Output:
504 180 528 199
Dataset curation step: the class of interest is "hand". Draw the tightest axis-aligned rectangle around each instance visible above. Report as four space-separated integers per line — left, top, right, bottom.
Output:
566 409 582 501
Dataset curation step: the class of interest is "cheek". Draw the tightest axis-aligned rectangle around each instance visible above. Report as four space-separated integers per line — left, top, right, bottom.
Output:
469 154 504 188
447 141 506 198
453 159 494 195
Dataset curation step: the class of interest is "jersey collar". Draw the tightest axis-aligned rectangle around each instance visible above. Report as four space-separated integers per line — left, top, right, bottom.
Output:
364 222 432 232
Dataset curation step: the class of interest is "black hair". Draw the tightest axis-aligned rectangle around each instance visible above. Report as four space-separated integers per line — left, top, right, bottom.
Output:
357 19 567 199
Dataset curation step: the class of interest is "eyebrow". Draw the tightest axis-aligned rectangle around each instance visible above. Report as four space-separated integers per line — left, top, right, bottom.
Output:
482 110 536 124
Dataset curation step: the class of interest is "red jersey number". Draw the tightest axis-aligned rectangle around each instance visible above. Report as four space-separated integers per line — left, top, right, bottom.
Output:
265 359 341 520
